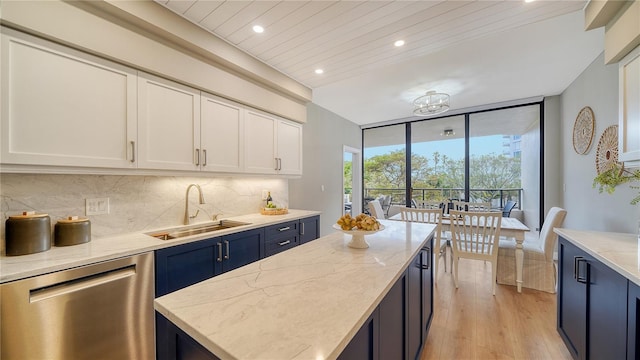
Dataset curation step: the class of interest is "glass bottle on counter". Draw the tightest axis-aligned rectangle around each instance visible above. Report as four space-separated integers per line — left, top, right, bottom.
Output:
266 192 273 207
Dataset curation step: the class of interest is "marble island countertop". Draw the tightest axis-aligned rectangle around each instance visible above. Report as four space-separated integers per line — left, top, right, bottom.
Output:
555 228 640 286
0 209 320 283
154 219 436 360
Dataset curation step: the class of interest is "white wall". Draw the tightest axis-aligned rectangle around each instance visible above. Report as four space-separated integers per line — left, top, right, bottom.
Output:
289 103 362 236
521 122 541 230
560 52 640 232
544 95 563 217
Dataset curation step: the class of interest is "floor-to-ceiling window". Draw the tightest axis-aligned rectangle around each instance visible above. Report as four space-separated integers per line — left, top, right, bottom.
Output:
469 105 540 229
362 102 542 228
410 115 465 204
362 124 406 217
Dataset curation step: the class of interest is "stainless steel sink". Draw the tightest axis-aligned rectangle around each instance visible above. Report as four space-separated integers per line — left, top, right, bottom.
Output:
147 220 250 240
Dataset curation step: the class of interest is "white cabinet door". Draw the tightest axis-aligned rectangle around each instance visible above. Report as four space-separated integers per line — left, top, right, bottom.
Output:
276 120 302 175
0 29 137 168
245 111 277 174
619 45 640 165
137 72 200 171
201 93 244 173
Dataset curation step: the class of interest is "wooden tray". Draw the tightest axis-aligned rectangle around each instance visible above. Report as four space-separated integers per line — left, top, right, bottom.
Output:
260 208 289 215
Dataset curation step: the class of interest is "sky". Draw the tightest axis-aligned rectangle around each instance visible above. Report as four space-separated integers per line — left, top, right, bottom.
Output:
361 135 507 160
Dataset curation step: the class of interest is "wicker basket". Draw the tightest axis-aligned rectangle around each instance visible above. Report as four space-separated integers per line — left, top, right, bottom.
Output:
260 208 289 215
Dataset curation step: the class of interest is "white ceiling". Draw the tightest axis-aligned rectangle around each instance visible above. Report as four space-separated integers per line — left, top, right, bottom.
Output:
155 0 604 126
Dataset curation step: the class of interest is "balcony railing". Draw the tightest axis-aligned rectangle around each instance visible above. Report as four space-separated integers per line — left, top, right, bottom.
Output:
359 187 523 211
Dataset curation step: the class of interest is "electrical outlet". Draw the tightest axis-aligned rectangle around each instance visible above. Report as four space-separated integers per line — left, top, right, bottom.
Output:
262 190 269 200
86 198 109 215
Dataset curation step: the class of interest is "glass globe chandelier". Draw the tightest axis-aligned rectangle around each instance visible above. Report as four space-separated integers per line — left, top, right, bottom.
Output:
413 90 450 116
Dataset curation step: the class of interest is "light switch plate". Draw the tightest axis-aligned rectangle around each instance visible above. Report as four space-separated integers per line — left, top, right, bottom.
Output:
86 197 109 215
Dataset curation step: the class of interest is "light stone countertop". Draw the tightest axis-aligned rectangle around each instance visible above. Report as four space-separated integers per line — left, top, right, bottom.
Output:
555 228 640 286
0 209 320 283
154 219 436 360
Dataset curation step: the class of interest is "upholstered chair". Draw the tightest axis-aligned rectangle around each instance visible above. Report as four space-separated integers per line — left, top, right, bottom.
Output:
497 207 567 293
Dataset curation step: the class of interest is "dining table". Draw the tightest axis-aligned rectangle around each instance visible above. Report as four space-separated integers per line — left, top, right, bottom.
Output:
389 212 530 293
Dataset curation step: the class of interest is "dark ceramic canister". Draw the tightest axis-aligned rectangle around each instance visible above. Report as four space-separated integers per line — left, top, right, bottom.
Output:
5 212 52 256
54 216 91 246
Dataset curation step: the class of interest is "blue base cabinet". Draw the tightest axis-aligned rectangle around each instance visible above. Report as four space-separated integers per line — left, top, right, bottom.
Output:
338 241 433 360
155 238 218 298
628 282 640 359
157 313 220 360
300 216 320 244
216 228 264 274
155 228 264 298
264 220 299 257
557 237 628 360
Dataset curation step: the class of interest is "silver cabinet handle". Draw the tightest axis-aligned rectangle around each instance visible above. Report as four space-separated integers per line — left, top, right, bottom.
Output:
130 141 135 163
575 257 588 283
278 158 282 170
274 157 279 171
300 223 305 235
202 149 207 167
224 240 230 260
217 242 223 262
195 148 200 166
278 240 291 246
278 226 290 232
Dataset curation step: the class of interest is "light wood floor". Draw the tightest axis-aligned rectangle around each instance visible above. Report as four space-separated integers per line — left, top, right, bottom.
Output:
420 257 572 360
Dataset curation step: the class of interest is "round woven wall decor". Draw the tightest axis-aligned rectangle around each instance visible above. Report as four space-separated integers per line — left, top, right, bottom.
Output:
595 125 619 175
573 106 595 154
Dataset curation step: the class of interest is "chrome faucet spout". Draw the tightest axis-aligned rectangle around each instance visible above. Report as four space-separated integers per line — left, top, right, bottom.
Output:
184 184 206 225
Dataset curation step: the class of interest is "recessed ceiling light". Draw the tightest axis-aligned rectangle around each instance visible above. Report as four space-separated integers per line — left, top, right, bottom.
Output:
394 40 405 47
252 25 264 33
315 69 324 75
524 0 535 3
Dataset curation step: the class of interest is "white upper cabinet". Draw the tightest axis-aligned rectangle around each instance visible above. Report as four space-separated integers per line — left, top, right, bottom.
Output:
619 45 640 166
1 28 302 176
244 110 302 175
277 120 303 175
0 28 137 168
245 111 277 174
201 93 244 173
137 72 200 171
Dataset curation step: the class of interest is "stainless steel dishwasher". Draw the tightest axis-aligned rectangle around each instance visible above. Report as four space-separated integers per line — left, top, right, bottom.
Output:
1 252 155 359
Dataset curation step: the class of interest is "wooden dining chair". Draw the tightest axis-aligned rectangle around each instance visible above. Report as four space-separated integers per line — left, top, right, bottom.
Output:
449 210 502 295
452 200 492 212
413 200 443 210
399 207 449 283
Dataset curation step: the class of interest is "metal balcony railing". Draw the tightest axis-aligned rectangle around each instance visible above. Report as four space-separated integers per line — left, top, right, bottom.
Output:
357 187 523 211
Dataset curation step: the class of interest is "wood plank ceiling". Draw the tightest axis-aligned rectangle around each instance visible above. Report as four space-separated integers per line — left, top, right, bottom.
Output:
155 0 585 90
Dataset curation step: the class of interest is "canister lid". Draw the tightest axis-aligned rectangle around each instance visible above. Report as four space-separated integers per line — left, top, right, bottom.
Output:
56 216 90 224
8 211 49 219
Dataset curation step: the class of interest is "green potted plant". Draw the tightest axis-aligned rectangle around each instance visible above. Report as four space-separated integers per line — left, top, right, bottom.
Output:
593 164 640 204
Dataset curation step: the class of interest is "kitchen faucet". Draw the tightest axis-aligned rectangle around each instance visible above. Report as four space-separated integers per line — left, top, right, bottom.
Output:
184 184 205 225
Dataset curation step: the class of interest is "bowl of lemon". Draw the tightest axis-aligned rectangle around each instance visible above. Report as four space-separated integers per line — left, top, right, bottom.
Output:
333 213 384 249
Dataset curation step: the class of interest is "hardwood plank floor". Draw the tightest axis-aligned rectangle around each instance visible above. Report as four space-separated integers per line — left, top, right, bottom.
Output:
420 256 572 360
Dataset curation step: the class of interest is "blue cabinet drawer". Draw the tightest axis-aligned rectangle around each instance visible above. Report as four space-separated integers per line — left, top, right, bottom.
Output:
265 235 298 257
265 221 299 241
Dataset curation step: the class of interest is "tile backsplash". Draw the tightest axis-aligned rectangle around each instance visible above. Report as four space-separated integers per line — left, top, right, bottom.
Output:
1 174 287 247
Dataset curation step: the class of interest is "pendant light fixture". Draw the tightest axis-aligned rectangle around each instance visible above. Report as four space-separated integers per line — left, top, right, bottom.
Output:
413 90 450 116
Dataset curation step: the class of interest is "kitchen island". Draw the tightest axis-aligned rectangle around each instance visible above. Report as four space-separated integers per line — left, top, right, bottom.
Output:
154 219 436 360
